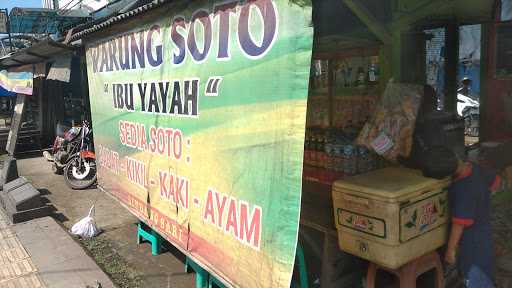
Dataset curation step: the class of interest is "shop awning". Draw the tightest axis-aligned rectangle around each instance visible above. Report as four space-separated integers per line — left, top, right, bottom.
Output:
0 39 75 69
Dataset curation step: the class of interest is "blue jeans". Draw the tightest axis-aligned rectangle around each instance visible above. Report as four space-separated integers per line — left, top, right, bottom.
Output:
464 266 495 288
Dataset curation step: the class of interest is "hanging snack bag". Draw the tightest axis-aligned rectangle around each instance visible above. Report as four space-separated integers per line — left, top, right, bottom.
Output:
357 80 422 161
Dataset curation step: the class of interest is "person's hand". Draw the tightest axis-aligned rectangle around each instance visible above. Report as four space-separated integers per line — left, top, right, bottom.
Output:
444 248 456 265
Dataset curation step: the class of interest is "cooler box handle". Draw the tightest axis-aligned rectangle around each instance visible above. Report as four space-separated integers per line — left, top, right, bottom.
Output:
343 194 369 207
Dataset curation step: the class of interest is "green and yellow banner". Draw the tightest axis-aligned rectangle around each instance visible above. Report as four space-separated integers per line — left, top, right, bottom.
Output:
85 0 312 286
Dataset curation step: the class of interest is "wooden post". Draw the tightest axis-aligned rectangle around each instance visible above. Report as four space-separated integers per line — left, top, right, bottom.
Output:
444 22 459 113
479 23 490 142
401 30 427 84
392 29 404 82
379 45 393 91
342 0 392 44
328 59 334 127
5 94 26 156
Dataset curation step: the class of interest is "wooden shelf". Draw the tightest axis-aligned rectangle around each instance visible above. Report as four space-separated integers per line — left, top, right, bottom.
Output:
300 177 337 234
303 165 345 186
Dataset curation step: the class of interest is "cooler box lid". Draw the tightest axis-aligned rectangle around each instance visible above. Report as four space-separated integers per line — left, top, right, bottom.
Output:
333 167 450 201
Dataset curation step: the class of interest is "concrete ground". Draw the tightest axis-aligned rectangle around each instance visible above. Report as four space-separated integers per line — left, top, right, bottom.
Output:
13 216 115 288
0 211 46 288
18 156 195 288
0 207 114 288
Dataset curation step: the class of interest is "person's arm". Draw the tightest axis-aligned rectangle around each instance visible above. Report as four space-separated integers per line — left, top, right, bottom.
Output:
445 179 478 265
481 167 502 194
445 222 464 264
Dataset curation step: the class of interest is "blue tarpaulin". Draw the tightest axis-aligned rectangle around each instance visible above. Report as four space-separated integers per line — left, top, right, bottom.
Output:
0 70 33 95
0 86 16 97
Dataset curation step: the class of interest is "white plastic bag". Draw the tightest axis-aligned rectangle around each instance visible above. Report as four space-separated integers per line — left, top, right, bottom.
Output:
71 205 99 238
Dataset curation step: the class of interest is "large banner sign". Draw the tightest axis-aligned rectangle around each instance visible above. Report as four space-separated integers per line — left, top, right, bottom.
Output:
85 0 312 286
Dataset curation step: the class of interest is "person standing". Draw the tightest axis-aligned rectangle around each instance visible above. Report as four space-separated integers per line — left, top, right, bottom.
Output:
422 146 501 288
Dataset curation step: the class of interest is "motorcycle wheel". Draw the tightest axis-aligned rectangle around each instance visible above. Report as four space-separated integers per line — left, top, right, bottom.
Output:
64 156 97 190
51 162 63 175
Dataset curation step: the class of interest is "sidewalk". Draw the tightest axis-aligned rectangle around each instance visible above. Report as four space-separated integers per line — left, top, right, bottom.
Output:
0 209 115 288
18 156 195 288
0 212 45 288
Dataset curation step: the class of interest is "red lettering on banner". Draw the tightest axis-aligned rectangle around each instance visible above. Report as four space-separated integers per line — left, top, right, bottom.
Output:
119 124 126 144
119 121 147 150
173 130 182 159
126 157 147 189
240 201 261 248
203 189 215 223
126 195 186 244
128 195 147 217
147 125 183 159
149 126 157 152
203 189 262 249
157 128 165 155
158 170 189 210
225 198 238 237
98 145 120 174
172 224 177 238
166 129 174 157
214 192 228 228
119 121 184 161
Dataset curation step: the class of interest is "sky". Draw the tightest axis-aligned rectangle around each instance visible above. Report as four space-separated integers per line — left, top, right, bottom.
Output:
2 0 42 12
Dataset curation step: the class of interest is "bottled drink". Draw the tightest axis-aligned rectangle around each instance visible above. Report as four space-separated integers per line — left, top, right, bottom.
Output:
343 144 357 176
357 146 370 174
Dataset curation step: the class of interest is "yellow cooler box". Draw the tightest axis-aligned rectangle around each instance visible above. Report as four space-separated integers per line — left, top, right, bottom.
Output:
332 167 451 269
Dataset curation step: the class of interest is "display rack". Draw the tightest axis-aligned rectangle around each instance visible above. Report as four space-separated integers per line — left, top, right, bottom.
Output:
303 50 385 186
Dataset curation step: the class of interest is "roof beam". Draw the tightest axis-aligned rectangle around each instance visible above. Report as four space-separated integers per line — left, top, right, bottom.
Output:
10 58 28 65
392 0 457 28
47 40 74 50
342 0 392 44
25 51 48 60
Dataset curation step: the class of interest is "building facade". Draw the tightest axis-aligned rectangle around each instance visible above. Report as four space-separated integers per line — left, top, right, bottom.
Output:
42 0 109 12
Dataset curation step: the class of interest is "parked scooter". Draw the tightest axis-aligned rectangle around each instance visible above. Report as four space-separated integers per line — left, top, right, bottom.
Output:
457 93 480 137
63 120 96 190
462 105 479 137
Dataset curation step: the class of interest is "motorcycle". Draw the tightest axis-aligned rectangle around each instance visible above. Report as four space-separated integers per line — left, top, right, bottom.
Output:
63 120 97 190
462 106 479 137
43 123 82 174
457 93 480 138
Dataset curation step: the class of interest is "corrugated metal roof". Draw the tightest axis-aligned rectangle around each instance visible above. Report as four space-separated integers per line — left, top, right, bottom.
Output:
70 0 170 41
0 39 75 69
68 0 140 34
